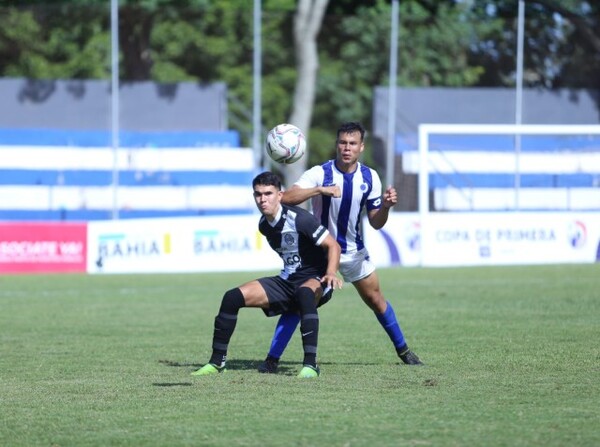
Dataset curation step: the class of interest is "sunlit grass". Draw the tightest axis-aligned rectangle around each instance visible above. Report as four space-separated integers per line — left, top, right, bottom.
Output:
1 264 598 446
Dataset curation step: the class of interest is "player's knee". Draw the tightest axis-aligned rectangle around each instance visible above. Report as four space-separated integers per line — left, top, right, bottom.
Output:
219 288 245 314
295 287 317 314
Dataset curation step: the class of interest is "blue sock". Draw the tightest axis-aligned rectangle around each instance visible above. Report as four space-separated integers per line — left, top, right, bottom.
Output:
375 301 407 351
267 312 300 359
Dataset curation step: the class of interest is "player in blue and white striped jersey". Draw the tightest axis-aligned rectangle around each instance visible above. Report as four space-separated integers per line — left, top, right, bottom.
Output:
258 122 423 373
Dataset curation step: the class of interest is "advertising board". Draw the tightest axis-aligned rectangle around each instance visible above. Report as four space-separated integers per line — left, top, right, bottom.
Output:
3 211 598 275
0 222 87 273
86 215 281 274
365 212 600 267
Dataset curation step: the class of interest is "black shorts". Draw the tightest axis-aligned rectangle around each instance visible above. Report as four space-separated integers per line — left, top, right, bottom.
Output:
257 275 334 317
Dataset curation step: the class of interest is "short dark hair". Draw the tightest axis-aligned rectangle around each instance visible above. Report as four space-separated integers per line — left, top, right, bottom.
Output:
337 121 366 141
252 171 282 190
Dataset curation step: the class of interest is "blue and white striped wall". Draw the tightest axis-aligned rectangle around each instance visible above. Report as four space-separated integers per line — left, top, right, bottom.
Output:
0 129 257 221
401 127 600 211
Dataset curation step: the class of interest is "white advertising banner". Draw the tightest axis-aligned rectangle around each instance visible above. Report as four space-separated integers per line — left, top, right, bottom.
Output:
87 212 600 273
365 212 600 268
87 215 281 274
363 213 422 267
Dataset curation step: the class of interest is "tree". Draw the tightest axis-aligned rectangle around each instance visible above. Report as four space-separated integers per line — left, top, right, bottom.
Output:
311 0 495 169
285 0 329 187
0 3 109 79
0 0 598 172
468 0 600 89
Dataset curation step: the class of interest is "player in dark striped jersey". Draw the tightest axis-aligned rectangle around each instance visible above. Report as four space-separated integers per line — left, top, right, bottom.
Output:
258 122 423 374
192 171 342 379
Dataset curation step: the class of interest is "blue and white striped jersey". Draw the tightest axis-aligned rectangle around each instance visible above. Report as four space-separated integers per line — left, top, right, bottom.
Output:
295 160 383 254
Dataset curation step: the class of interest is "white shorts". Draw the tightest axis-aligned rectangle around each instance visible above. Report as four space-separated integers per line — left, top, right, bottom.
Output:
339 248 376 283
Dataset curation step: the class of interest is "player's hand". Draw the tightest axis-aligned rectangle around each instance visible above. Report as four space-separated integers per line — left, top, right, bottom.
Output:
382 186 397 209
321 274 343 292
321 185 341 198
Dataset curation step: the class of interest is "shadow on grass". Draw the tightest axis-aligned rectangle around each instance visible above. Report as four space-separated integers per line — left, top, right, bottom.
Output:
158 358 380 378
158 358 295 375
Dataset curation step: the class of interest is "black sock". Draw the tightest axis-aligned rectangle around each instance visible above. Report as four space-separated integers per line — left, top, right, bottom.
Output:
209 288 245 366
396 344 409 357
296 287 319 368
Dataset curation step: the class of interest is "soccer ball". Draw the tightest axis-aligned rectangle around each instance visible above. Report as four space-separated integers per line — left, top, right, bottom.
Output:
266 123 306 164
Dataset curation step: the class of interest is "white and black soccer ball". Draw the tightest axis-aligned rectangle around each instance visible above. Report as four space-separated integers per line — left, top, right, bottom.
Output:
265 123 306 164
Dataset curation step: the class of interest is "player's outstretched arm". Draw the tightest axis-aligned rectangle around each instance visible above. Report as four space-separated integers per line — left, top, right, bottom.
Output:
368 185 397 230
282 184 341 205
319 234 343 291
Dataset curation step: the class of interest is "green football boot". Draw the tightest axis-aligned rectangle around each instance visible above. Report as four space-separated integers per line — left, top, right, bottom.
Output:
297 365 320 379
191 363 226 376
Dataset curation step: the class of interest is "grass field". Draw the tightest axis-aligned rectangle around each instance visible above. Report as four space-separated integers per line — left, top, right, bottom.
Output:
1 264 599 447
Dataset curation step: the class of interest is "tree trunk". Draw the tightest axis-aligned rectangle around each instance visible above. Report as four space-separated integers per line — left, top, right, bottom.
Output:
285 0 329 188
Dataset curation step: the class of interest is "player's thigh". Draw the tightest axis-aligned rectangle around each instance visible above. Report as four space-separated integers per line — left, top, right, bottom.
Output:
256 276 297 317
238 279 269 308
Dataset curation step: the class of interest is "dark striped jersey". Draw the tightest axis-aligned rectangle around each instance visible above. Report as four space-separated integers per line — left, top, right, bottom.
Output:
258 204 330 283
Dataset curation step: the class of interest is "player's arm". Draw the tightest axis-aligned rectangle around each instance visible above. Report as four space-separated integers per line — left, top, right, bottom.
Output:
282 184 340 206
367 185 397 230
318 234 343 291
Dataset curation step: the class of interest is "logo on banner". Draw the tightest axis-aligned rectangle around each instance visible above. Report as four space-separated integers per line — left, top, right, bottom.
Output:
96 233 170 268
0 223 87 273
404 221 421 251
0 240 84 263
567 220 587 249
378 229 401 265
193 230 252 255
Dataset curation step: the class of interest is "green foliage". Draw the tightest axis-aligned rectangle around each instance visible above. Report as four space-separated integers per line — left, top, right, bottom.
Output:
1 264 599 446
398 1 486 86
469 0 600 88
0 5 109 78
0 0 598 152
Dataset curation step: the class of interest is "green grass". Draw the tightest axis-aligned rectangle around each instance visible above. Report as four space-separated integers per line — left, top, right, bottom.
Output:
1 264 599 447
